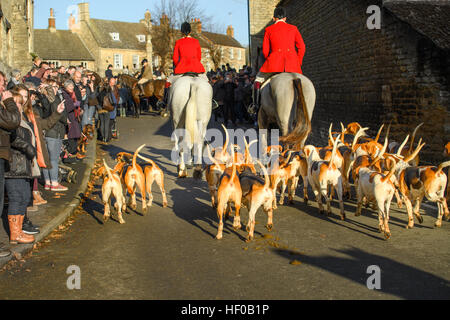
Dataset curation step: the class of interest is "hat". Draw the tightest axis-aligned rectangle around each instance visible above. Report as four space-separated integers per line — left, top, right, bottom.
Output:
181 22 191 36
274 7 287 19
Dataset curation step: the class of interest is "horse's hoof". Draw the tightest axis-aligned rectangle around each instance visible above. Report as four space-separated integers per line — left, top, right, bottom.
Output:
266 224 273 231
417 216 423 224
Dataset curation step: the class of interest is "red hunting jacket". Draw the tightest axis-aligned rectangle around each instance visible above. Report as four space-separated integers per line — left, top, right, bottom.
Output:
173 37 206 74
260 21 305 74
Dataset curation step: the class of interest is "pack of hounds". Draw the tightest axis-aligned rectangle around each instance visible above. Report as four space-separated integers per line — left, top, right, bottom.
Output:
96 122 450 241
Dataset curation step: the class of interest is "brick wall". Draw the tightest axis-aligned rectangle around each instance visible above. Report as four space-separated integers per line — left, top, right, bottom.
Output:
250 0 450 163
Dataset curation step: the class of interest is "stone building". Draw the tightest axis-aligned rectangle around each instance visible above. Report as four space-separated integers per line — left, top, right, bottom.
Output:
249 0 450 162
151 17 246 73
70 2 153 76
189 19 246 72
34 9 95 70
0 0 34 75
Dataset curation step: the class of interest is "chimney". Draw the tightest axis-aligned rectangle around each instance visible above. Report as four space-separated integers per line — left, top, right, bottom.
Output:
48 8 56 32
196 18 202 34
68 13 77 32
160 13 169 25
145 10 151 23
78 2 90 22
226 25 234 38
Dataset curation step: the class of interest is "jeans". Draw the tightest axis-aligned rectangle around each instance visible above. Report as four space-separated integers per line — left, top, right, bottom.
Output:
82 105 96 128
5 178 31 216
0 159 5 218
43 137 62 184
98 112 111 141
223 100 236 125
234 100 245 122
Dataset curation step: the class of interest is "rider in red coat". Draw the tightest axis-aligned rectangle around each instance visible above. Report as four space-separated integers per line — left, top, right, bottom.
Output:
254 7 305 106
172 22 206 75
164 22 208 107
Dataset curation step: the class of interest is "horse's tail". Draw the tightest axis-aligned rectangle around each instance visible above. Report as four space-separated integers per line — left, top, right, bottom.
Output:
185 83 197 145
279 78 311 148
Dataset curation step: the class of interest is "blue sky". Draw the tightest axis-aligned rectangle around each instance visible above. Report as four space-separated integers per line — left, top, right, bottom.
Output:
34 0 249 46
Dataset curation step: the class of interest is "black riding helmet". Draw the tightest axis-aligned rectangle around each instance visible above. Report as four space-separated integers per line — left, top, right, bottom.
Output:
181 22 191 36
274 7 287 19
141 58 148 65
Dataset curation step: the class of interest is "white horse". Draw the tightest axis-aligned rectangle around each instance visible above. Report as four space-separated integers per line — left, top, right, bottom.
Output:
258 72 316 151
168 75 212 179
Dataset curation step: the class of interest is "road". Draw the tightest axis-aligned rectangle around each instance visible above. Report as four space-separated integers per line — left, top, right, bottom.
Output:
0 114 449 300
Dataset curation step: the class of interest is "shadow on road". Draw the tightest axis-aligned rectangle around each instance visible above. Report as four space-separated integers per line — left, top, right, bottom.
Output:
170 177 247 241
272 246 450 299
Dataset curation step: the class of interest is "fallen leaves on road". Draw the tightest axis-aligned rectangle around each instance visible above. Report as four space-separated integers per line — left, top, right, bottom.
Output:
290 260 302 265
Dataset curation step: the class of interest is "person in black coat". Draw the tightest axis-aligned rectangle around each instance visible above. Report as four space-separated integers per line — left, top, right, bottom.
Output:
223 73 237 126
105 65 113 80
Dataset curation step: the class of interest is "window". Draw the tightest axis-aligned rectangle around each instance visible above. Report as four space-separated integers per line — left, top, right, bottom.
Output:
48 60 60 67
136 35 146 42
229 48 234 59
237 49 242 60
81 61 87 68
153 55 160 68
110 33 120 41
132 55 139 69
114 54 123 69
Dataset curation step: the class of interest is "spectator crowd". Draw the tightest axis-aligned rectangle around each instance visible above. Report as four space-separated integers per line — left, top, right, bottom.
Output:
0 57 256 257
0 56 123 257
206 63 256 127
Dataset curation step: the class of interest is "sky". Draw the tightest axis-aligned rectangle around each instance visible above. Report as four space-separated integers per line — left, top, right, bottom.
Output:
34 0 250 46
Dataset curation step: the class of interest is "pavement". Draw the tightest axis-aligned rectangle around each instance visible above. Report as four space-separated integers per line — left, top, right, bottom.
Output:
0 135 97 270
0 114 448 300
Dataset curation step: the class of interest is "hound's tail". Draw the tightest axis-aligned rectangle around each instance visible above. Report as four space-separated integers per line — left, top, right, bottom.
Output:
133 144 146 169
102 159 113 180
437 161 450 173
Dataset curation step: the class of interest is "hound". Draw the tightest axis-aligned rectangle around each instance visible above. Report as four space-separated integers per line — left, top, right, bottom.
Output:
205 144 226 208
386 141 427 228
239 159 275 242
303 134 345 220
269 151 294 208
137 154 168 209
215 148 242 240
102 159 127 224
77 124 95 155
123 144 147 214
444 142 450 203
286 151 309 204
355 144 397 239
398 160 450 229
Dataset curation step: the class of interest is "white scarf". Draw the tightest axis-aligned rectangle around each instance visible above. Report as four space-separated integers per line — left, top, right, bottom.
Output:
20 118 40 177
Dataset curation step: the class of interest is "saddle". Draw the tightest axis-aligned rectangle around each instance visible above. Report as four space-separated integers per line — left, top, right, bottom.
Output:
182 72 199 77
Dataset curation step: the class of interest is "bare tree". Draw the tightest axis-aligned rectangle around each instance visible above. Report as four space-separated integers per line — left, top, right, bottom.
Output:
152 0 225 74
207 42 223 71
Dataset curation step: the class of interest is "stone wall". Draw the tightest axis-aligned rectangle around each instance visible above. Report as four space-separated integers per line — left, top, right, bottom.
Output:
249 0 450 163
0 0 33 75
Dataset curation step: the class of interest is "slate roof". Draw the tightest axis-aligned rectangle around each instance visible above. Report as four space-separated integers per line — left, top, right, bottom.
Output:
34 29 95 61
86 19 148 50
383 0 450 50
201 31 244 49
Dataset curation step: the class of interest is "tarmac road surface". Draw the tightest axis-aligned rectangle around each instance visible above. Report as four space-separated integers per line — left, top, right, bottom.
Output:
0 114 449 300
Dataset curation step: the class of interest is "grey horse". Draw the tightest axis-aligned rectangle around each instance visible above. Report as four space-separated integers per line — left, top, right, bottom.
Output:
258 72 316 152
168 75 212 179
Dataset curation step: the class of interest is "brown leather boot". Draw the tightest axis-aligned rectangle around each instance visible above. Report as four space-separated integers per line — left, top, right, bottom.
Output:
8 215 35 244
33 191 47 205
